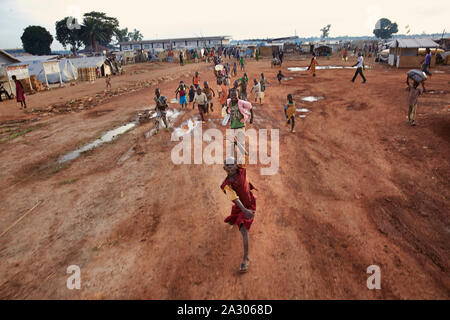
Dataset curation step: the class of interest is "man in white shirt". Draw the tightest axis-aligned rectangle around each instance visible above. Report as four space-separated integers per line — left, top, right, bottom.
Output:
351 52 367 83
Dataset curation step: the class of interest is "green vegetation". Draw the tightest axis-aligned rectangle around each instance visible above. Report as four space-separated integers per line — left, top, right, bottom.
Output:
0 127 35 144
61 178 78 185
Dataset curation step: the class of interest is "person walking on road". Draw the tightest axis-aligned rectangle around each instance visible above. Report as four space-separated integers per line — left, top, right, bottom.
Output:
351 52 367 83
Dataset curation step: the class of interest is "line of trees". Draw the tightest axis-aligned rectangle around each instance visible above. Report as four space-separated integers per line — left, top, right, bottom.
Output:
20 11 144 55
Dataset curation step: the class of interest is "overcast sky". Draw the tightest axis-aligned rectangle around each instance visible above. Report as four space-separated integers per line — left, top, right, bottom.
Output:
1 0 449 51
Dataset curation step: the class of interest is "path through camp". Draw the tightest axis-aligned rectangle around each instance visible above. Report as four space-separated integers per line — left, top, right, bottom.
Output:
0 57 449 299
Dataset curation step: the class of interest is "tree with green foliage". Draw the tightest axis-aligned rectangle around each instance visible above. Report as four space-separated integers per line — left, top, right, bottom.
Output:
128 29 144 41
21 26 53 55
80 11 119 52
373 18 398 39
55 17 83 55
114 27 130 44
321 24 331 39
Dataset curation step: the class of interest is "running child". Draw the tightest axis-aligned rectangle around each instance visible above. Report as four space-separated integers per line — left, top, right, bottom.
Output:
203 81 216 113
153 88 169 133
277 70 284 85
221 139 257 273
193 72 200 89
250 79 264 105
189 85 196 109
284 94 296 133
175 81 188 109
219 79 229 117
193 87 208 123
105 74 111 91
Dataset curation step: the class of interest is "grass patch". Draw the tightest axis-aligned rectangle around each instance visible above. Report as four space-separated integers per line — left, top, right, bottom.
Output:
0 127 35 144
61 178 78 185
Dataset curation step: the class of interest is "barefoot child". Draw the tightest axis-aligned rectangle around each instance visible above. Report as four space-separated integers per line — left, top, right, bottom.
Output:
153 88 169 133
219 79 229 117
193 87 208 123
175 81 188 109
202 81 216 113
221 141 257 273
277 70 284 85
250 79 264 105
284 94 296 133
189 85 196 109
105 74 111 90
192 72 200 89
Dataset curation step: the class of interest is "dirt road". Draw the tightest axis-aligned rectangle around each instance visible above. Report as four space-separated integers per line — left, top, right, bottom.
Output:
0 56 449 299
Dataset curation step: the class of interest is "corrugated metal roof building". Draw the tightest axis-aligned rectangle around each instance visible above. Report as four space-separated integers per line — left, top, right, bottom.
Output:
387 38 440 68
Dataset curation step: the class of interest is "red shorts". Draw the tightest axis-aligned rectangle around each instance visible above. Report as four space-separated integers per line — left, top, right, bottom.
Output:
224 196 256 231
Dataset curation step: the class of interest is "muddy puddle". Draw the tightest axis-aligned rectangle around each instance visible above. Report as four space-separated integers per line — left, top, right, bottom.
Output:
59 122 137 163
59 108 184 163
288 66 357 72
301 96 324 102
172 117 202 139
144 109 185 138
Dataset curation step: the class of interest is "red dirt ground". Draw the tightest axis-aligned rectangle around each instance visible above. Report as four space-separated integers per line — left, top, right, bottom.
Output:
0 56 449 299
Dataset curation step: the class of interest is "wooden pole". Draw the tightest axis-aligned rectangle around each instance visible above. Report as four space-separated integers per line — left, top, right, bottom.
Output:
44 70 49 90
28 76 34 92
0 201 43 238
59 70 63 87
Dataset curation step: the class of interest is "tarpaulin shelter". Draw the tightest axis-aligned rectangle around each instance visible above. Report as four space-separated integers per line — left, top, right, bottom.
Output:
314 45 332 56
70 56 117 78
0 64 33 96
12 55 77 84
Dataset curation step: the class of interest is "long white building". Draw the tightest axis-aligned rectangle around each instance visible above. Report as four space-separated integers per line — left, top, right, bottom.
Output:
119 36 231 52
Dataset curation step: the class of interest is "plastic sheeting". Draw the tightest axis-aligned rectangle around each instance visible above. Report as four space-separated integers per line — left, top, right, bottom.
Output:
12 56 78 83
11 56 107 83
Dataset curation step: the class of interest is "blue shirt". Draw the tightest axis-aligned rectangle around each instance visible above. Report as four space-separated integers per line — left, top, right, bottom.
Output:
425 53 431 66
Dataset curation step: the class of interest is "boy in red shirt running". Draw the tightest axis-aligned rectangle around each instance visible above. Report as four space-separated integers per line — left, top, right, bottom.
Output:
221 140 257 273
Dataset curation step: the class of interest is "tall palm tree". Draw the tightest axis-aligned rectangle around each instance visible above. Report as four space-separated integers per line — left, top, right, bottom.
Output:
81 17 108 52
80 12 119 52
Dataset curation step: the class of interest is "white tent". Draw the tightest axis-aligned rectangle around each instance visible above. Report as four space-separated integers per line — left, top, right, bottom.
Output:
68 56 106 69
13 55 78 83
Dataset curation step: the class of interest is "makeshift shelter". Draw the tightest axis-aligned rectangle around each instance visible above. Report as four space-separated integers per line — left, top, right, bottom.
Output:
69 56 113 80
315 45 332 56
12 55 78 84
0 64 33 96
258 46 273 57
0 49 21 67
387 38 440 68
